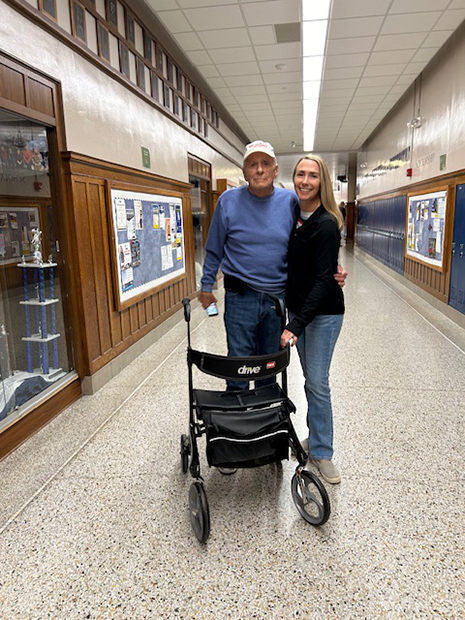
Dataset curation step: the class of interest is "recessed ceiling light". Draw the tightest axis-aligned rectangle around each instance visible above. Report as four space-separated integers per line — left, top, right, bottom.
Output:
275 63 287 70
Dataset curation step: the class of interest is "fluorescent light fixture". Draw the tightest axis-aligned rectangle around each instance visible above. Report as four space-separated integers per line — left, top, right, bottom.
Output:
302 20 328 57
303 56 324 82
301 0 332 151
303 81 321 100
303 99 319 151
302 0 331 21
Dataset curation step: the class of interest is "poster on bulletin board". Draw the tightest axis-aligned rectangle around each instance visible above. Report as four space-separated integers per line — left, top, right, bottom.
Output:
109 188 185 309
406 190 447 269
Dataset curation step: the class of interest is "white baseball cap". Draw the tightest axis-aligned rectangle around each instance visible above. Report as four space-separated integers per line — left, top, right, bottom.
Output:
243 140 276 164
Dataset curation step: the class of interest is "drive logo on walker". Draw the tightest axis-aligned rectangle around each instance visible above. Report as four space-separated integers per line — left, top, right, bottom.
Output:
237 364 261 375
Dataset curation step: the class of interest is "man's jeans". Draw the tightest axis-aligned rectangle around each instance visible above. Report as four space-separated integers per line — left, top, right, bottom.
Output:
290 313 343 460
224 288 283 390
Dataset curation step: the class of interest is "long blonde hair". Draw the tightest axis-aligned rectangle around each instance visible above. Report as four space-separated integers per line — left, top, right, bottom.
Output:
293 155 344 231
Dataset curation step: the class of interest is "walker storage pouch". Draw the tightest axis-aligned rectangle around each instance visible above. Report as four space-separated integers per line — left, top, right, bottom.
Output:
202 405 290 468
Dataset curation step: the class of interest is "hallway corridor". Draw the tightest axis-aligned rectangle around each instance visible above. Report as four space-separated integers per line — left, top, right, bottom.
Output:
0 246 463 619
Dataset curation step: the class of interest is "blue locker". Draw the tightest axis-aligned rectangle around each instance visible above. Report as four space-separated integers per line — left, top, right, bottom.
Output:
449 185 465 314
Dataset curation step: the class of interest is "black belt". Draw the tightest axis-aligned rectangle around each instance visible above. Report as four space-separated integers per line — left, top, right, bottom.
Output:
224 274 249 293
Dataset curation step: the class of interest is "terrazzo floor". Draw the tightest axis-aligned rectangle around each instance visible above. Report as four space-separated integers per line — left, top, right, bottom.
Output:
0 246 463 619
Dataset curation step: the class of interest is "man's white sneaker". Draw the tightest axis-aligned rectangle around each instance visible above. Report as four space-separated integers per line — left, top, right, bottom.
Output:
310 459 341 484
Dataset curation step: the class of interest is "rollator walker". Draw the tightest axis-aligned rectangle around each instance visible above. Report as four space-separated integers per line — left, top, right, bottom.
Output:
180 297 330 543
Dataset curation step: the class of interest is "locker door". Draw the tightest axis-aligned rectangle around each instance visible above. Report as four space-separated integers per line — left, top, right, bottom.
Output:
449 185 465 314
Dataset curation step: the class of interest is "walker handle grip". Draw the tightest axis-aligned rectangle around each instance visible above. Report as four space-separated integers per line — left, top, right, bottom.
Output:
182 298 191 323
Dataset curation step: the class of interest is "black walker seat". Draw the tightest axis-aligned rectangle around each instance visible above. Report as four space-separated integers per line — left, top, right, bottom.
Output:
180 297 330 542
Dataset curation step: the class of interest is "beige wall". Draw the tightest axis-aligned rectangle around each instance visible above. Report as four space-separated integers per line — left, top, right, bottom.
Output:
0 1 245 187
357 24 465 199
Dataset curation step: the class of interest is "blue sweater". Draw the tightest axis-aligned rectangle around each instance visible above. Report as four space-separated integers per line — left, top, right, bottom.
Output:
201 185 299 295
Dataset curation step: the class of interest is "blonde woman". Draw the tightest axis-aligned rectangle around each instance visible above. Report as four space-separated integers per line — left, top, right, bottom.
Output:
280 155 345 484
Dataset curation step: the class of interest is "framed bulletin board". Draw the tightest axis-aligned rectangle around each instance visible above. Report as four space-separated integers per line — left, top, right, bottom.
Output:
108 186 185 310
0 206 40 266
406 190 448 270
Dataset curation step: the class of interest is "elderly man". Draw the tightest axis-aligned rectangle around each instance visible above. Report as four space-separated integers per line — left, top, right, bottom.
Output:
200 140 345 382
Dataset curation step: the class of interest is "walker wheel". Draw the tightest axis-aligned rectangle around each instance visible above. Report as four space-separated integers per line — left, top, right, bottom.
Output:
189 482 210 543
180 434 190 473
291 470 330 526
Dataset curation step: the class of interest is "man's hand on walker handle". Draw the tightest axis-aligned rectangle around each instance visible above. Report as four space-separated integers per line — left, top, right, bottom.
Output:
281 329 297 348
334 264 348 288
199 291 217 309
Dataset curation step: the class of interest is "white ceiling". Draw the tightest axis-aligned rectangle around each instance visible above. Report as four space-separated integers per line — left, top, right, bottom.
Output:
145 0 465 170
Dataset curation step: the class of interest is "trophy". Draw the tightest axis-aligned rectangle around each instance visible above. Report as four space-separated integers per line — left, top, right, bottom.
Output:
31 228 43 264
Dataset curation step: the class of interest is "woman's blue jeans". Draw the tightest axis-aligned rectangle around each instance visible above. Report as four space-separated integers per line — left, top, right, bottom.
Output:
290 313 343 460
224 288 283 390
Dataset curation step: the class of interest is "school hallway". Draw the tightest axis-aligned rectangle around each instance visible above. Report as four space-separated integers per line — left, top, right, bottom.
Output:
0 244 463 620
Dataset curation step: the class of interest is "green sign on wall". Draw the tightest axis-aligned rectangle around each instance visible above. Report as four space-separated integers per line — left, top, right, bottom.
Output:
141 146 151 169
439 154 446 171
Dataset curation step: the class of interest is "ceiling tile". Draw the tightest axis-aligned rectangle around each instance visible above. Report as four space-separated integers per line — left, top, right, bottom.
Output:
269 92 301 101
324 78 359 90
381 12 442 35
368 50 416 65
248 26 276 45
352 92 386 101
326 36 376 55
173 32 204 50
232 85 267 96
217 61 260 76
329 16 384 39
373 32 428 51
146 0 175 9
389 0 450 12
178 0 232 6
199 65 220 78
434 9 465 30
272 101 301 110
242 0 300 27
325 53 370 69
198 28 251 48
325 66 364 80
186 50 212 65
158 10 192 33
211 87 233 97
206 77 227 88
358 75 399 88
266 83 301 93
226 74 265 86
331 0 391 18
388 85 408 94
403 61 428 74
254 42 301 60
263 71 301 84
236 94 270 104
421 30 454 47
259 59 301 73
208 47 255 64
411 47 439 63
449 0 465 7
184 6 245 31
396 75 416 85
363 63 407 77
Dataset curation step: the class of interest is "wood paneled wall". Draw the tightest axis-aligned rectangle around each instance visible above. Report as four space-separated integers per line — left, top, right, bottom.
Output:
62 152 196 378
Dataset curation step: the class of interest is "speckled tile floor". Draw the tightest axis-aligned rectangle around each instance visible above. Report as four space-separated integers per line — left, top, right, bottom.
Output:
0 246 464 619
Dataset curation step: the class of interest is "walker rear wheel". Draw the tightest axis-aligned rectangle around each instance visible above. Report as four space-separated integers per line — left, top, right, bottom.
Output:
189 482 210 543
291 470 330 526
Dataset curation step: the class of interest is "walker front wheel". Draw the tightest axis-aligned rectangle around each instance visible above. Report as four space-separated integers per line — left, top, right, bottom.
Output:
189 482 210 543
291 470 330 526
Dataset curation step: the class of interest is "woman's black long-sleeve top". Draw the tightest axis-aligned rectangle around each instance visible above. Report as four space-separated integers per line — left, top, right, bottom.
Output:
285 205 345 338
